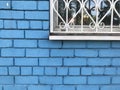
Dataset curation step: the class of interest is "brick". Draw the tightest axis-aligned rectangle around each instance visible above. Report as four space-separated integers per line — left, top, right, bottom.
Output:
88 58 111 66
75 49 98 57
112 58 120 66
53 85 75 90
0 30 24 38
4 20 16 29
15 58 38 66
0 20 3 28
21 67 32 75
0 67 7 75
101 85 120 90
112 41 120 48
77 85 99 90
26 49 49 57
28 85 50 90
39 58 62 66
9 67 20 75
0 76 14 84
4 85 27 90
63 41 86 48
88 76 110 84
117 68 120 75
69 67 80 75
45 67 56 75
112 77 120 84
14 40 37 47
0 39 12 47
1 48 25 57
12 1 36 10
0 58 13 66
104 68 116 75
64 58 87 66
57 67 68 75
25 11 49 20
33 67 44 75
81 67 92 75
99 49 120 57
17 21 29 29
87 41 110 48
30 21 42 29
0 1 11 9
25 31 49 39
64 76 86 84
92 67 104 75
51 49 74 57
38 40 62 48
40 76 62 84
0 10 24 19
0 86 2 90
43 21 49 29
15 76 38 84
38 1 49 10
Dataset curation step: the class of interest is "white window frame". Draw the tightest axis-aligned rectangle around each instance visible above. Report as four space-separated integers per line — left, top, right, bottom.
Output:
49 0 120 40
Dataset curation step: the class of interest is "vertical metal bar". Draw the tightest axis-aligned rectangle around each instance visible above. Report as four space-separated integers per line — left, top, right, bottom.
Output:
50 0 53 32
111 0 114 32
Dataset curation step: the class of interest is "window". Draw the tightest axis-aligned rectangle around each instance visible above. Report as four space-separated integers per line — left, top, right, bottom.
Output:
50 0 120 40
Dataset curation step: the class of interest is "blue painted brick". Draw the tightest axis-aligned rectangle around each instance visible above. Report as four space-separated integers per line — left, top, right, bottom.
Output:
112 77 120 84
25 11 49 20
0 1 11 9
92 67 104 75
39 58 62 66
64 58 87 66
112 41 120 48
117 68 120 75
104 68 116 75
4 85 27 90
0 76 14 84
81 67 92 75
38 40 62 48
38 1 49 10
112 58 120 66
28 85 50 90
101 85 120 90
75 49 98 57
26 49 49 57
64 76 86 84
69 67 80 75
12 1 36 10
9 67 20 75
87 41 110 48
15 76 38 84
0 39 12 47
45 67 56 75
15 58 38 66
14 40 37 47
0 30 24 38
30 21 42 29
0 10 24 19
17 21 29 29
0 67 7 75
25 31 49 39
99 49 120 57
33 67 44 75
57 67 68 75
88 76 110 84
77 85 99 90
1 48 25 57
43 21 49 29
88 58 111 66
4 20 16 29
63 41 86 48
21 67 32 75
0 20 3 28
39 76 62 84
0 86 2 90
0 58 13 66
51 49 74 57
53 85 75 90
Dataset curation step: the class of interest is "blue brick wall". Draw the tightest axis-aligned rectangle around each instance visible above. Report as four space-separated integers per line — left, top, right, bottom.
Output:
0 0 120 90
